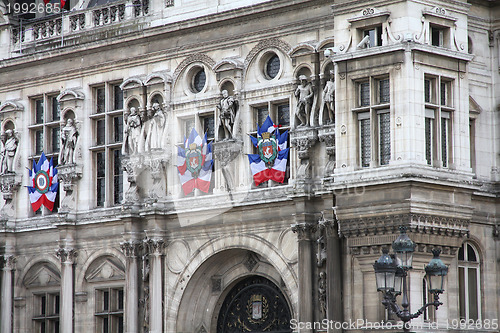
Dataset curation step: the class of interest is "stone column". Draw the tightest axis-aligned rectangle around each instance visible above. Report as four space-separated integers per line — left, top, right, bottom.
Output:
292 223 316 333
1 255 15 333
323 219 343 332
144 238 164 333
56 248 77 333
120 241 142 333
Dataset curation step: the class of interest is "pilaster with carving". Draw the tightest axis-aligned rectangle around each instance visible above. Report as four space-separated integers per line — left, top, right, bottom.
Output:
143 237 164 332
290 127 318 195
56 247 77 333
1 254 16 333
122 155 143 205
120 240 143 332
0 173 21 219
318 124 335 176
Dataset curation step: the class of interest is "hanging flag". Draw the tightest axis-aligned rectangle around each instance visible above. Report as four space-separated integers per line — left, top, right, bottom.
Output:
27 153 59 212
248 116 290 186
177 129 213 195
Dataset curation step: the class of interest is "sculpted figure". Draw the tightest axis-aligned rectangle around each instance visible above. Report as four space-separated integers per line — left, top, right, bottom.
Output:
322 71 335 124
60 118 78 165
146 103 166 150
0 129 19 174
294 75 314 127
217 90 238 140
138 108 150 153
122 107 142 154
318 271 327 317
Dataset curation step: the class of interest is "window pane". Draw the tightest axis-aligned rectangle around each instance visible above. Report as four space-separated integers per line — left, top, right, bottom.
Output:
459 266 466 319
202 115 215 140
97 119 105 146
256 106 268 127
360 118 371 167
35 99 44 124
103 317 109 333
52 127 60 153
184 118 195 138
467 244 477 262
54 295 60 315
36 130 44 155
113 116 123 143
193 69 206 93
96 87 105 113
441 118 448 167
440 82 447 106
41 295 47 315
266 54 280 79
468 267 478 320
52 97 60 121
113 150 123 205
277 104 290 127
113 85 123 110
425 118 432 165
96 152 105 207
379 112 390 165
360 82 370 106
118 289 124 311
103 290 109 311
458 244 465 261
379 79 390 104
424 79 431 103
41 322 46 333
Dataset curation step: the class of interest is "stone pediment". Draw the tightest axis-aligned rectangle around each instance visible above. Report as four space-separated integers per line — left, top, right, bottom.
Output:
23 262 61 288
120 76 146 91
85 256 125 283
0 100 24 114
348 7 390 24
57 89 84 103
469 96 482 114
288 42 317 57
212 58 244 73
144 71 173 86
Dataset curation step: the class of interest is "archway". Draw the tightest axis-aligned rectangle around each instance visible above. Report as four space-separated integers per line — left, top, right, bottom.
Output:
216 275 292 333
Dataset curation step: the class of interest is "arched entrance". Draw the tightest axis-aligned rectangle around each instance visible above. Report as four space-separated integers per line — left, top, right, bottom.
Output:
216 275 292 333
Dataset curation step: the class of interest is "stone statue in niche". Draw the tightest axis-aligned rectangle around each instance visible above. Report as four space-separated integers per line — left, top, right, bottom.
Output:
0 129 19 174
321 70 335 124
146 103 166 150
122 106 142 155
217 90 238 140
59 118 78 165
139 108 150 153
294 75 314 127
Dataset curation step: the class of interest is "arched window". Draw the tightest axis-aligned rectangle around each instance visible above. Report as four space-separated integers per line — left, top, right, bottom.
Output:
458 242 481 320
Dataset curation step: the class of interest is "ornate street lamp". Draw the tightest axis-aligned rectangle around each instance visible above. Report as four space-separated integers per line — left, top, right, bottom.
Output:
373 226 448 332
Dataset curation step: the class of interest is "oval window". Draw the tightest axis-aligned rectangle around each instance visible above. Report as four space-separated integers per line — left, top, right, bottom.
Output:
265 54 280 79
192 68 206 93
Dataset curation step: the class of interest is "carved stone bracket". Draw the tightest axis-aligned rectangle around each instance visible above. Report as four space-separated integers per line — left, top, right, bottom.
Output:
212 139 243 168
0 172 21 219
120 240 143 258
122 155 144 204
57 164 83 192
290 127 318 160
1 254 16 270
291 222 317 241
318 125 335 176
55 248 78 264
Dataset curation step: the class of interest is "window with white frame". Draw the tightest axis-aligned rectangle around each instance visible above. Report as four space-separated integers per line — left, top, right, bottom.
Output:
29 93 61 214
458 242 481 321
430 24 450 48
362 25 383 48
95 287 124 333
424 76 454 167
354 76 391 167
32 292 60 333
89 82 124 207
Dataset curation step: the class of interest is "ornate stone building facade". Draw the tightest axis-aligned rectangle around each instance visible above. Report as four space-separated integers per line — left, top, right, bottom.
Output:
0 0 499 332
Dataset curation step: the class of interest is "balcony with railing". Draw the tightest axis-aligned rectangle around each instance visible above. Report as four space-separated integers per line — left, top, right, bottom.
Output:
9 0 156 55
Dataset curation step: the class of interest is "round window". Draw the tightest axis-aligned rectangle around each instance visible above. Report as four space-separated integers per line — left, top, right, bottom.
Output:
192 68 206 93
265 54 280 79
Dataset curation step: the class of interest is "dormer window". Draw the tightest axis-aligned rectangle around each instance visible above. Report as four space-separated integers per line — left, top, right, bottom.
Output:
430 25 449 47
363 26 383 48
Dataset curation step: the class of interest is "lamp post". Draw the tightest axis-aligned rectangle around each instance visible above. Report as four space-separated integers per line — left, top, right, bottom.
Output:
373 226 448 332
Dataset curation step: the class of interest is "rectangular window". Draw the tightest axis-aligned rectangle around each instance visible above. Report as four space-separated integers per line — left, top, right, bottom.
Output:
113 149 123 205
113 116 123 143
431 26 444 47
440 80 452 107
359 113 371 167
35 130 44 155
424 79 431 103
256 106 269 127
97 119 106 146
363 25 382 47
51 97 60 121
469 119 475 172
113 85 123 111
33 293 60 333
184 118 195 138
95 288 124 333
35 99 44 124
96 87 106 114
378 111 391 165
441 113 449 168
425 117 433 165
96 151 106 207
51 127 60 153
359 82 370 107
201 114 215 140
378 79 390 104
277 103 290 127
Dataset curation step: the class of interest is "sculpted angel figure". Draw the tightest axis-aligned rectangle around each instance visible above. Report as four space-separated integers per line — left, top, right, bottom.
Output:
60 118 78 165
294 75 314 127
0 129 19 174
217 90 238 140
